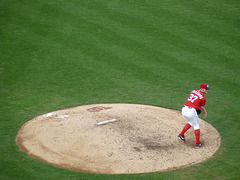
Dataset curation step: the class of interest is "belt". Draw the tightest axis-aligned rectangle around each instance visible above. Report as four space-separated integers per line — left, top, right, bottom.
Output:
183 106 194 109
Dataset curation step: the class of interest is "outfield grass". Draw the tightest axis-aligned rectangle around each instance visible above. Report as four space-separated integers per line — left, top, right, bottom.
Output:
1 0 239 179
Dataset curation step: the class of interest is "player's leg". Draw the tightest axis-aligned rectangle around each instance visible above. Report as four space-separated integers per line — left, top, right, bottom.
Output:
195 129 200 144
178 107 193 142
180 123 192 136
191 110 202 148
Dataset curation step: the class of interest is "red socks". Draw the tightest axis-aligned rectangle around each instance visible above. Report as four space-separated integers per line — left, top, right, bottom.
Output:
195 129 200 144
180 124 201 144
180 123 192 136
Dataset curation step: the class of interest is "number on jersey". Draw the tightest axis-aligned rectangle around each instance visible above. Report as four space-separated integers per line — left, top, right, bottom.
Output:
187 94 198 103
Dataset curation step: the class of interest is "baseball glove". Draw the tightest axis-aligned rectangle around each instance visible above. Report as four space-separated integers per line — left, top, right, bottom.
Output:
196 109 201 115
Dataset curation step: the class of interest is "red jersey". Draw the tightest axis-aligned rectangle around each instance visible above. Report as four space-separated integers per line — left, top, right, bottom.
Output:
184 90 206 110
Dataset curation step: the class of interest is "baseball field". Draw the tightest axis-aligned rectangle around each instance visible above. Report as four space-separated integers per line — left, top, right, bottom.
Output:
1 0 239 179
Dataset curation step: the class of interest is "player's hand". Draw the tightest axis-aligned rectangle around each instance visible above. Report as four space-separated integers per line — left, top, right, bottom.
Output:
203 113 207 118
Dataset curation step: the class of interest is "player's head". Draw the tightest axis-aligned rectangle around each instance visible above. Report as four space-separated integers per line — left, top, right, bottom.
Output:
200 83 210 90
200 83 210 94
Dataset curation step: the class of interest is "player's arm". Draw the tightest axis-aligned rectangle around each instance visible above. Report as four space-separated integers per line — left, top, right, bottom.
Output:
200 106 207 118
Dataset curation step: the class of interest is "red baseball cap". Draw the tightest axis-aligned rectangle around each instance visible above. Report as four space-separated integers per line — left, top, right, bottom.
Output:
200 83 210 90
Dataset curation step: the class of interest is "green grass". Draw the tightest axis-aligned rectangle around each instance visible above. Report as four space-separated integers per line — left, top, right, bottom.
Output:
1 0 239 179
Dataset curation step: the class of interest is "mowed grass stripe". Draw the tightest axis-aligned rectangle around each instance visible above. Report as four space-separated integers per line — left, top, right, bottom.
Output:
78 1 239 74
85 0 239 59
6 0 237 91
8 1 184 89
1 3 238 82
75 1 210 82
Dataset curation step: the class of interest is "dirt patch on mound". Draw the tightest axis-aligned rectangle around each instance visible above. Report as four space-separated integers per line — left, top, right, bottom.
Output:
16 103 221 174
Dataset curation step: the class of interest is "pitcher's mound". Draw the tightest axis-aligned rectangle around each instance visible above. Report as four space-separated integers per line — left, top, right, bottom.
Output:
16 103 221 174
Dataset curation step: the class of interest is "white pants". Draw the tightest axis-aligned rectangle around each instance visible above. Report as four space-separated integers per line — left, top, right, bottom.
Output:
182 106 200 130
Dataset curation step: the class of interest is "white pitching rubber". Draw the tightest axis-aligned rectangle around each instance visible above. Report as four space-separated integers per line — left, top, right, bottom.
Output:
96 118 118 125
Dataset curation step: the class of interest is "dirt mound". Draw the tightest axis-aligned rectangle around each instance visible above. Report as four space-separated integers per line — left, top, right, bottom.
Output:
16 103 221 174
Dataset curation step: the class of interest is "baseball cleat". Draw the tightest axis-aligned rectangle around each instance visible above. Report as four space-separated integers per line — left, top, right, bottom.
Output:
195 143 202 148
178 134 185 142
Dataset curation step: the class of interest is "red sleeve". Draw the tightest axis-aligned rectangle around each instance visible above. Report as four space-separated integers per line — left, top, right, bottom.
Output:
200 98 206 108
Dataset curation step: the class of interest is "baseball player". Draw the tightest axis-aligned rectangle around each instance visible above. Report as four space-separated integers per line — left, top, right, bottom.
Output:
178 83 210 148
